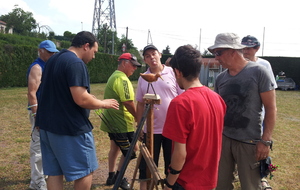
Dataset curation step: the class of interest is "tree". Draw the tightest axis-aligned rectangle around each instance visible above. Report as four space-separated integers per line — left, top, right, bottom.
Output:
63 31 76 41
0 5 37 35
96 24 114 54
95 24 138 55
162 45 171 55
48 31 55 40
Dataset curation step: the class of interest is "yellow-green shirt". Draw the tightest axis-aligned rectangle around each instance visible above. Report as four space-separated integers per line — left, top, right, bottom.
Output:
100 70 135 133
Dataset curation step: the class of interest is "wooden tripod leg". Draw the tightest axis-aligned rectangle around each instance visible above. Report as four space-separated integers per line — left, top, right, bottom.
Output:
130 152 142 190
140 144 163 190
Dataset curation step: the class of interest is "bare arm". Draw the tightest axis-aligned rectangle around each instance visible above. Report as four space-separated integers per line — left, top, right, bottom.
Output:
123 100 137 121
164 141 186 190
27 64 42 114
256 89 276 161
70 86 119 110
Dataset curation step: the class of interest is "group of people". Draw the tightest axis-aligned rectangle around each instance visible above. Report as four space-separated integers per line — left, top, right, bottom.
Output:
27 31 276 190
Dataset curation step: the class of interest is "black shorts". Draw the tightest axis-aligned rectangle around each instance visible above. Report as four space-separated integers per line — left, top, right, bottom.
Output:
108 132 137 159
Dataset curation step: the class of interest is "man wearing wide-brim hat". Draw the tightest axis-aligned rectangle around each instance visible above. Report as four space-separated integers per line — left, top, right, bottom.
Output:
209 33 277 189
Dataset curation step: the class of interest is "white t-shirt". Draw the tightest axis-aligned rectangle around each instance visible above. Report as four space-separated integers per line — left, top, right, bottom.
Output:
256 58 278 88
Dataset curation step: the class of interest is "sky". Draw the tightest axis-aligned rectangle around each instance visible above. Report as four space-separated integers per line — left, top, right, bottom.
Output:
1 0 300 57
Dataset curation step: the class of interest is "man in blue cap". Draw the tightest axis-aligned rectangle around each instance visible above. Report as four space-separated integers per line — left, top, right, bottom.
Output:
27 40 59 190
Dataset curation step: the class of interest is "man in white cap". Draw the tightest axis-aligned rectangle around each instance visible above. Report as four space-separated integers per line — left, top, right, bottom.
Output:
208 33 277 189
27 40 59 190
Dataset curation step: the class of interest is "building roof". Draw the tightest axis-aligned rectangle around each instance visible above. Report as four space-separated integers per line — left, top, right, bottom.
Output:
0 20 7 25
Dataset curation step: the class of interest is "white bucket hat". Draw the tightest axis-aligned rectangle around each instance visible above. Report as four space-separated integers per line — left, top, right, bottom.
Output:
208 33 246 53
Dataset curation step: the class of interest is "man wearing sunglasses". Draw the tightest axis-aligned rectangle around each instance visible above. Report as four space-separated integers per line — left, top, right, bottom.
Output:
100 53 141 190
27 40 59 190
209 33 276 190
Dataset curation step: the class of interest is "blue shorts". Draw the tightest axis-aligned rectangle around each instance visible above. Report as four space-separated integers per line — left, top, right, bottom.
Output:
40 130 98 181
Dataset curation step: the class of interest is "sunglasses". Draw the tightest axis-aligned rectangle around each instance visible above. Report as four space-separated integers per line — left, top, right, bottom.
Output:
213 49 229 56
125 60 137 67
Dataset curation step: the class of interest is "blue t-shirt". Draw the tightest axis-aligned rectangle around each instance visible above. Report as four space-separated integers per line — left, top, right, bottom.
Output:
35 49 93 136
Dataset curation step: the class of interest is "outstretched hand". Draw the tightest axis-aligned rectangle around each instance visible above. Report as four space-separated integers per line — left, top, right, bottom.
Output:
102 99 119 110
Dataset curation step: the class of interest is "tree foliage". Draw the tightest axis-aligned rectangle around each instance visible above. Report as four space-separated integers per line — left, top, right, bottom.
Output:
63 31 76 41
162 45 171 55
0 5 37 35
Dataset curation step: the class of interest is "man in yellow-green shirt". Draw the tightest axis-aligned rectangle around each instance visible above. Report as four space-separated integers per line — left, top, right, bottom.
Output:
100 53 141 190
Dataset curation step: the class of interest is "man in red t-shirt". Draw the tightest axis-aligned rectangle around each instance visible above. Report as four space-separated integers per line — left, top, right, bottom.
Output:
162 45 226 190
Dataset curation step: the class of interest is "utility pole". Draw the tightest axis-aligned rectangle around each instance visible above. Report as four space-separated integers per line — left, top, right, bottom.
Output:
147 30 153 45
199 28 202 53
262 27 265 56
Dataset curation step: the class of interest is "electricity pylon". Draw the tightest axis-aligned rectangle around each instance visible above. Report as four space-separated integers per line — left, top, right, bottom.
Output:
92 0 116 37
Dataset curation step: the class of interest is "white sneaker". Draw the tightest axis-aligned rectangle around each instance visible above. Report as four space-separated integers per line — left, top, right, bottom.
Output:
29 182 47 190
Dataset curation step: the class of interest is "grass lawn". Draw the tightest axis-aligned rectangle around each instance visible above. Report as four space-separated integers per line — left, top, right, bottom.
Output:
0 83 299 189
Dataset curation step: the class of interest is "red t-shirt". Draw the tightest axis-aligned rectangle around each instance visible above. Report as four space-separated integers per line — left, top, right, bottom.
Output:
163 86 226 190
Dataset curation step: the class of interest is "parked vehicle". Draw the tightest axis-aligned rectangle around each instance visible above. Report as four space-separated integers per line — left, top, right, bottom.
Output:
276 78 296 90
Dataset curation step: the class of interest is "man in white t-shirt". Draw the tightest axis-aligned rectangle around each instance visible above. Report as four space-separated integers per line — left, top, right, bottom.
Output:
242 35 277 89
242 35 276 190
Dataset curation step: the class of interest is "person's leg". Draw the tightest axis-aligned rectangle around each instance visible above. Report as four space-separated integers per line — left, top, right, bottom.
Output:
162 135 172 177
140 134 162 190
216 136 235 190
108 140 121 172
139 133 148 190
29 112 47 189
113 132 137 190
47 175 63 190
106 133 121 185
235 142 261 190
74 173 93 190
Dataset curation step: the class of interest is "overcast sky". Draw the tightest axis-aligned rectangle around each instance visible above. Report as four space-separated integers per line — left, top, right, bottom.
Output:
1 0 300 57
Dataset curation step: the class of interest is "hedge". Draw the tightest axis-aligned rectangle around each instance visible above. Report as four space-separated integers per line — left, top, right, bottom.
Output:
0 43 145 88
0 37 299 88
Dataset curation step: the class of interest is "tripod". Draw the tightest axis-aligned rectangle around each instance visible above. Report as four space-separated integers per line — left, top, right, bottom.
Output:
112 94 164 190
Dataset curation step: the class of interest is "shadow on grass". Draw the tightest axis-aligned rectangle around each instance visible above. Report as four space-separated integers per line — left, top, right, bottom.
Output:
0 177 31 190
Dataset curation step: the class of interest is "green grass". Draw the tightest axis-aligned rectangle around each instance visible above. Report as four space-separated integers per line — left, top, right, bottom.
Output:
0 84 299 189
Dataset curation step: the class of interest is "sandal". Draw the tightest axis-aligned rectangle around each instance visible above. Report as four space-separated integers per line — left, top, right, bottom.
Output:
261 178 272 190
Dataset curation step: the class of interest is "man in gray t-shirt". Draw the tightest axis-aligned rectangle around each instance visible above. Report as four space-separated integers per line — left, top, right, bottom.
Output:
208 33 276 190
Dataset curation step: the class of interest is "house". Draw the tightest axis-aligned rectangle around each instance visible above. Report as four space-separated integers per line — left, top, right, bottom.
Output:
199 58 223 87
0 21 13 34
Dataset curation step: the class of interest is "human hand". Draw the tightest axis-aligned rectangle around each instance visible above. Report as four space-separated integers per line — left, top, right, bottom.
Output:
256 142 270 161
102 99 119 110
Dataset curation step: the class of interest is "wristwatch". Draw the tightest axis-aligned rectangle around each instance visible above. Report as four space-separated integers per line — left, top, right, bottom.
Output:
260 139 273 146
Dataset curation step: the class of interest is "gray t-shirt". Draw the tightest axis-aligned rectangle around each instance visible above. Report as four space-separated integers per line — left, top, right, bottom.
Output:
215 61 275 141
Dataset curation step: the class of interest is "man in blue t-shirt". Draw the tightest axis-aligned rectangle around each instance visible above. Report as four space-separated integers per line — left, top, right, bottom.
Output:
27 40 58 190
35 31 119 190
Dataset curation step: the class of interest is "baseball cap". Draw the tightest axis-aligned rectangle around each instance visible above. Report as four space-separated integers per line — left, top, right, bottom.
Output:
39 40 59 52
208 33 246 52
142 44 158 56
118 53 141 67
241 35 261 47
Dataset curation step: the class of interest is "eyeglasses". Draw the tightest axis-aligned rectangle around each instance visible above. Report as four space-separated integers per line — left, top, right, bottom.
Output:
213 49 229 56
131 63 137 68
125 60 137 68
